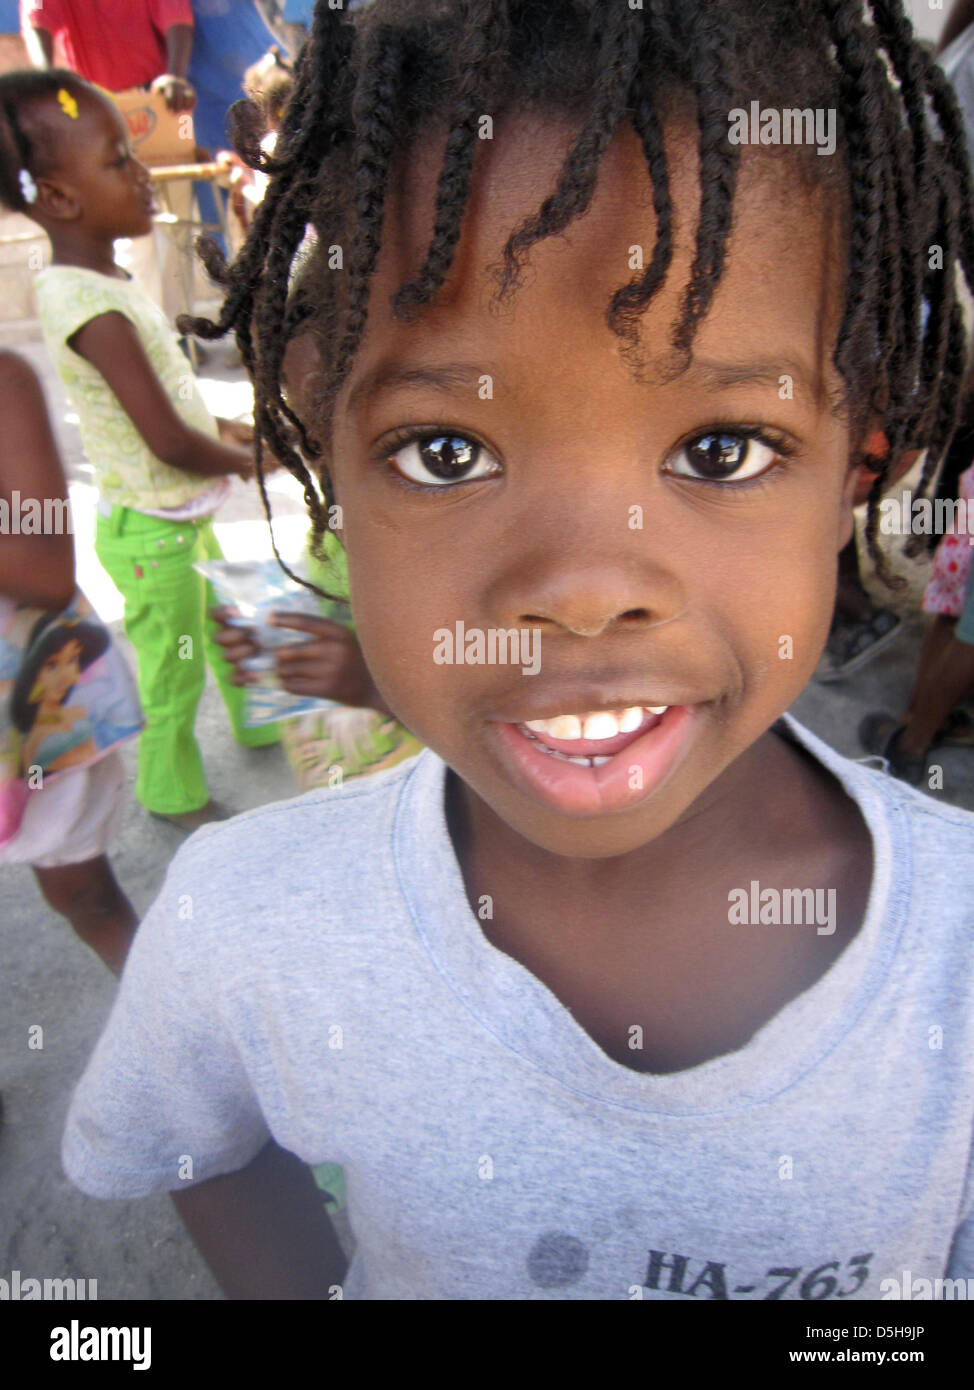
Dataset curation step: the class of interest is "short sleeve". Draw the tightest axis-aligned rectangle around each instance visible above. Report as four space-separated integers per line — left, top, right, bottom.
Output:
37 273 140 356
20 0 62 29
62 837 270 1199
149 0 194 30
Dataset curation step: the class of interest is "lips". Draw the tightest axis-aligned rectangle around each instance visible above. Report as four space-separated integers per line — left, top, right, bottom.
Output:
488 703 701 815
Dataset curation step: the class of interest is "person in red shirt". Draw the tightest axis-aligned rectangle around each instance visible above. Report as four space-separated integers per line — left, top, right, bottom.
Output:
20 0 197 112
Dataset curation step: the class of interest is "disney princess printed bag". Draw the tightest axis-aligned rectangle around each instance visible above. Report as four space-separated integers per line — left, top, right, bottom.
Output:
0 592 143 848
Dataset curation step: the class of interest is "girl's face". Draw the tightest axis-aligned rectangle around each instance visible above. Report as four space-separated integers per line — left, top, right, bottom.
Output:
38 638 82 704
46 91 155 240
327 114 860 859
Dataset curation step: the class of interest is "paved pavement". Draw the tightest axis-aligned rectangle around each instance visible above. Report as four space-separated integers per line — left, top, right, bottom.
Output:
1 333 972 1300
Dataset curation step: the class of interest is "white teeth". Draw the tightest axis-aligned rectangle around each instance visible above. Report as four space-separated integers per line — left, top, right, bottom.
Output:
525 714 582 739
618 706 645 733
523 705 666 742
582 712 621 740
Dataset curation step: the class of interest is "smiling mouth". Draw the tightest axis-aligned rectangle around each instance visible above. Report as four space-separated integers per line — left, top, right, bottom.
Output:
516 705 669 765
488 700 701 816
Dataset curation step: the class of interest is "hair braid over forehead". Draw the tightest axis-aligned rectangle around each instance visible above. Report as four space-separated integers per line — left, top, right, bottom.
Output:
177 0 974 593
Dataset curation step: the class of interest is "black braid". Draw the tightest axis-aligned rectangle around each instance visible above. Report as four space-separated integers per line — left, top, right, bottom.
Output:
392 0 511 318
669 2 742 360
333 23 408 384
606 61 675 362
180 3 355 591
497 1 642 299
821 1 889 409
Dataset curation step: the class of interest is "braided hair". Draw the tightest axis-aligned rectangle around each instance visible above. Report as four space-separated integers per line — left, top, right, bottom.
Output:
179 0 974 594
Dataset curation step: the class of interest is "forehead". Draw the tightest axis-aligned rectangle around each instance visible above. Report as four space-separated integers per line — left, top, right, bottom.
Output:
47 636 81 658
355 111 844 402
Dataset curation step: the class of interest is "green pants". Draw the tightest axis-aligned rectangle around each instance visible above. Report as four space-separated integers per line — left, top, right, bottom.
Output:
95 505 279 814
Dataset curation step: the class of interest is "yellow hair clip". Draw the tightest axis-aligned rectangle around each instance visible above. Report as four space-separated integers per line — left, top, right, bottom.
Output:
57 88 79 120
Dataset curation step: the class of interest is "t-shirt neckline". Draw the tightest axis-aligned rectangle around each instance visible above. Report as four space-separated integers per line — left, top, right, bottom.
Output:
393 714 909 1116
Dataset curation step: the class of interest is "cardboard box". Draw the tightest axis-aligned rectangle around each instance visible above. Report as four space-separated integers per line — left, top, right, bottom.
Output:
111 88 196 167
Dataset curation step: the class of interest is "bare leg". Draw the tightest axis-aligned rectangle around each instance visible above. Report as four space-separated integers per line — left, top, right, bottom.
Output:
835 539 876 623
33 855 137 977
897 616 974 756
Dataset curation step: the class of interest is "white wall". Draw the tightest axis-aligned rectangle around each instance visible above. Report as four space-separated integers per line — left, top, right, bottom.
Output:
906 0 948 46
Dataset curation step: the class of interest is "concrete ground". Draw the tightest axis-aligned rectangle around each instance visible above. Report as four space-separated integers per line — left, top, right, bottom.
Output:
1 335 972 1300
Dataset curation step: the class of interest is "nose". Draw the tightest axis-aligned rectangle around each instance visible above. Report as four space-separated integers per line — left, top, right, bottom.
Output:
484 506 687 638
513 561 683 637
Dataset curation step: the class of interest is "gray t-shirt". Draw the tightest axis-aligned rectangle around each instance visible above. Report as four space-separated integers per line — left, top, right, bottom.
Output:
63 717 974 1300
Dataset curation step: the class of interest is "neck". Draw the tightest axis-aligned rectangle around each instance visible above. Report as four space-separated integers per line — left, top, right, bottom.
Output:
447 726 807 904
48 228 126 278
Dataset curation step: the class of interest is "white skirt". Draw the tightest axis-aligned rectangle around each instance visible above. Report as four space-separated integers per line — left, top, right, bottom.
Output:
0 751 126 869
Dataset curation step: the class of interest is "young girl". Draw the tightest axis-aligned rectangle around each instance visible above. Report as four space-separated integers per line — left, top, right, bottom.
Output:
0 350 135 975
0 69 279 833
61 0 974 1299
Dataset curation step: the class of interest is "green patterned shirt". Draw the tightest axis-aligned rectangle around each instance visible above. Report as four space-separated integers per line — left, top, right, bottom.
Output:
35 266 221 511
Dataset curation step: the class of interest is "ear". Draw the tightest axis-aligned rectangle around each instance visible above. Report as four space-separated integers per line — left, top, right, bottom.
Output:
839 426 887 550
35 175 81 221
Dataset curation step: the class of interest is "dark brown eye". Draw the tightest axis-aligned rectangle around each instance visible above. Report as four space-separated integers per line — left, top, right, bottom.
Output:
669 432 778 482
419 436 478 478
389 433 499 487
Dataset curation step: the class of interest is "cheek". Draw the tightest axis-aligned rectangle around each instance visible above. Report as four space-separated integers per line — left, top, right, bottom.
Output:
710 518 838 689
343 526 456 711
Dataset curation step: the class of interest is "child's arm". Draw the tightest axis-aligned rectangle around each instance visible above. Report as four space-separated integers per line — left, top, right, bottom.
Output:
0 353 75 609
170 1137 349 1299
69 313 255 480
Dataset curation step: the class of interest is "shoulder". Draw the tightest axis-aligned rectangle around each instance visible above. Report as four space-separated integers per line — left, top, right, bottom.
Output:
36 266 132 305
784 715 974 928
156 751 432 949
36 268 136 338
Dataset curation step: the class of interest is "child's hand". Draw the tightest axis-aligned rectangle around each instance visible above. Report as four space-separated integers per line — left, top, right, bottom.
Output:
210 605 261 685
268 613 385 710
217 416 255 448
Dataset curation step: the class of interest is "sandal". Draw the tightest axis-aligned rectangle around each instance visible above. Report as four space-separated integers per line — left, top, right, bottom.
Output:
858 712 929 786
934 709 974 747
816 609 902 683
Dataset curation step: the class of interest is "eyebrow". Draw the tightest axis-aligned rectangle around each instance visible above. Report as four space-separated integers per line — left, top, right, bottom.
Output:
346 362 488 414
683 355 818 396
345 352 819 413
